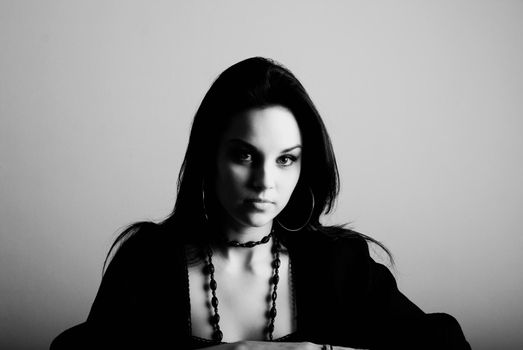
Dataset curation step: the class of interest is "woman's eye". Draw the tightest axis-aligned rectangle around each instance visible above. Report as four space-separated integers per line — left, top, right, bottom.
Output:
277 155 297 166
234 150 252 163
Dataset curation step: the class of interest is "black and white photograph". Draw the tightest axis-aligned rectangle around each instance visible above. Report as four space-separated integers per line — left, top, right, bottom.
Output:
1 1 522 349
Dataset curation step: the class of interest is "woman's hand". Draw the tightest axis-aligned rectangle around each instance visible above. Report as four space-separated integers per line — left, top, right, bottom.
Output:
200 342 361 350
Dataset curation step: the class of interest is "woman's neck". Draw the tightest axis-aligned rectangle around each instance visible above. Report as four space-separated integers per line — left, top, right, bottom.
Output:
222 222 273 243
212 221 274 273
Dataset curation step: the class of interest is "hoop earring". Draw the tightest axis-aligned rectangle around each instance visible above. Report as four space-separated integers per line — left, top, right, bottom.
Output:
202 181 209 221
276 187 315 232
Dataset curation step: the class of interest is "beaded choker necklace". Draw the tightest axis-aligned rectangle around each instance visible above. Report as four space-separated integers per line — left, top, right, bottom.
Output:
205 234 281 342
225 231 273 248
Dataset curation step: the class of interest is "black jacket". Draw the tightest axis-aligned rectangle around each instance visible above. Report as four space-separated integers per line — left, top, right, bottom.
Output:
51 225 471 349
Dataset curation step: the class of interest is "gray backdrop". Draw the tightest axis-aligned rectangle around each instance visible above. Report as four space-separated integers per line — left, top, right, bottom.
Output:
1 1 522 349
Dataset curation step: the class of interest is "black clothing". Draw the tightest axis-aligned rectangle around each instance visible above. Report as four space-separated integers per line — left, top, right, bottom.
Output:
51 225 471 349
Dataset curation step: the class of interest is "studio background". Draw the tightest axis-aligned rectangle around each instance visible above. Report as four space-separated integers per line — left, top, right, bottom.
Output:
1 1 522 349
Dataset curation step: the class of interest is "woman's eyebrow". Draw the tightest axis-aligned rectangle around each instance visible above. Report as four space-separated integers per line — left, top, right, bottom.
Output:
228 139 302 153
227 139 256 150
281 145 302 153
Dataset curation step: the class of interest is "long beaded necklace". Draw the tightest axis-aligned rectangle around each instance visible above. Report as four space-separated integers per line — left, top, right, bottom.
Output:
204 232 281 342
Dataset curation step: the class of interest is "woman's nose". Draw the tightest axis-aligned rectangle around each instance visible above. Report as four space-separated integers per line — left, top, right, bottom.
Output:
251 162 275 190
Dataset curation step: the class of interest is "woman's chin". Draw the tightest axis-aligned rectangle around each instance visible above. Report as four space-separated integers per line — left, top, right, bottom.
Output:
238 212 275 228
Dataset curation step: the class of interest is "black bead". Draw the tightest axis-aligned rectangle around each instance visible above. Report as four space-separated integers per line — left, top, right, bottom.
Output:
210 313 220 324
272 275 279 284
207 264 215 275
269 307 277 318
210 279 217 290
272 258 281 268
266 323 274 333
213 330 223 341
211 296 219 308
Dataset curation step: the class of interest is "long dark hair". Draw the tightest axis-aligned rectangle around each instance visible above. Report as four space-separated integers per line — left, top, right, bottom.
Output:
104 57 392 270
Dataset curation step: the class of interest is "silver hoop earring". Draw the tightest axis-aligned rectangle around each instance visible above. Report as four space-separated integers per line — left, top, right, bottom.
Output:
202 181 209 221
276 187 315 232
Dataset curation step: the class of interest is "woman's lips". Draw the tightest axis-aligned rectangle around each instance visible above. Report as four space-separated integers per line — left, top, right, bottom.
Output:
245 198 274 203
244 198 275 210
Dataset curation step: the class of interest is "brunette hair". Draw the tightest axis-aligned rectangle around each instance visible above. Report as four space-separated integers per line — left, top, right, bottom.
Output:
104 57 392 270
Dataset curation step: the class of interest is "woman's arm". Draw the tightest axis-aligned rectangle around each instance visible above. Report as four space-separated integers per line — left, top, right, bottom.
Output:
198 342 361 350
51 230 152 349
367 259 471 350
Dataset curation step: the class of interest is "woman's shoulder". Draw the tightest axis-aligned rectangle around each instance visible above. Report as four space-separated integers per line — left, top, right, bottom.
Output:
110 221 162 251
284 225 371 260
308 225 395 266
104 221 178 271
305 225 369 246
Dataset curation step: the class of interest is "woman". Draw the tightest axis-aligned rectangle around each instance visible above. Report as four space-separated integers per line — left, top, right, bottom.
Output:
51 57 471 349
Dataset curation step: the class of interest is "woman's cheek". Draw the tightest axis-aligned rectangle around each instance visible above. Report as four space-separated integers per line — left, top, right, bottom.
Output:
229 164 248 182
224 165 250 196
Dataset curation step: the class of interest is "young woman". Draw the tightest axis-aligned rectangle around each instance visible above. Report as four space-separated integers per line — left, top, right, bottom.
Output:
51 57 471 349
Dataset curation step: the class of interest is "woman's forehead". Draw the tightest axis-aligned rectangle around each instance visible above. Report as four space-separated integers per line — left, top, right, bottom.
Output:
221 106 302 150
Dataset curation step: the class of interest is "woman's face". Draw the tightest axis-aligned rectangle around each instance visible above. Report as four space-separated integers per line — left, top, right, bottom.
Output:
215 105 302 229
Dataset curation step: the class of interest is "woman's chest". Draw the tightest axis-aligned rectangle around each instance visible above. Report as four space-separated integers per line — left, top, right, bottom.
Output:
187 253 296 342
